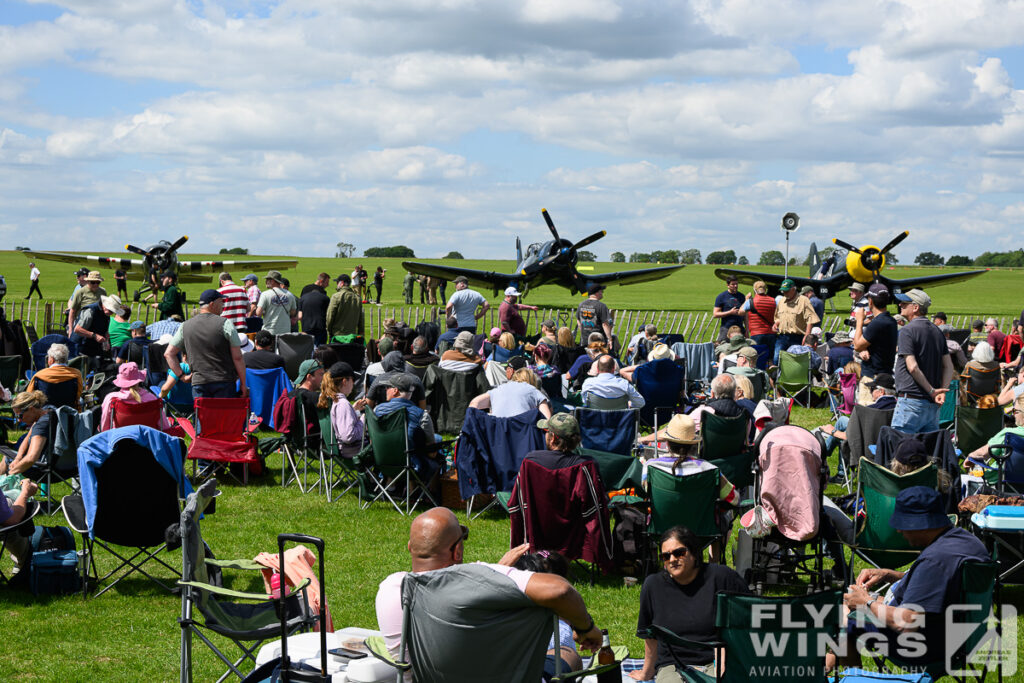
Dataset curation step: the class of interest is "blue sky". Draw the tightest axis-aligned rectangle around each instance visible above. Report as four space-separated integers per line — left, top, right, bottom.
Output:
2 0 1024 261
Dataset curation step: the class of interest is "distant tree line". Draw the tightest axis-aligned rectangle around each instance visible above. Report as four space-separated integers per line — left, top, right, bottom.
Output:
910 250 1024 267
219 247 248 255
616 248 703 264
364 245 416 258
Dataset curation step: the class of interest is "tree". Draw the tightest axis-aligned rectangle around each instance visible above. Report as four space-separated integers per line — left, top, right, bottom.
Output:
914 251 944 266
444 251 464 259
706 250 736 265
757 250 785 266
946 255 973 267
680 248 702 265
975 249 1024 267
610 251 626 263
577 250 597 262
649 249 681 264
336 241 355 258
629 252 653 263
887 253 899 265
788 257 798 266
218 247 248 255
737 255 750 265
364 245 416 258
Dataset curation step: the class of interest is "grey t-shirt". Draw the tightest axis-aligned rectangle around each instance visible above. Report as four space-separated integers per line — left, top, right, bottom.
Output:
448 288 486 328
488 382 547 418
577 298 610 338
257 287 298 336
894 317 949 400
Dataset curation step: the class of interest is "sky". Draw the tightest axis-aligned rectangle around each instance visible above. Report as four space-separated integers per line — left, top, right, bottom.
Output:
2 1 1024 262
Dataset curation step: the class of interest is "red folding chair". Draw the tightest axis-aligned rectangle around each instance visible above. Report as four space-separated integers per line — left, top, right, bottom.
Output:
175 397 260 484
109 397 163 430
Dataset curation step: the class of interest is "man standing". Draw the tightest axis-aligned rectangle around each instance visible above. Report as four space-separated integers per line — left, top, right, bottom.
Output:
499 286 538 338
151 271 185 320
25 262 41 300
771 278 819 365
374 507 603 666
446 276 489 334
403 271 416 304
242 273 260 317
577 283 612 344
325 273 362 339
801 285 825 323
71 294 122 360
892 288 953 434
256 270 298 336
713 275 746 342
68 270 107 335
744 280 776 351
298 273 330 345
217 272 249 332
113 268 128 299
165 289 247 399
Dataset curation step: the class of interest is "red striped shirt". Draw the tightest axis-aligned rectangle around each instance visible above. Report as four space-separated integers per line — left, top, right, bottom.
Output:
219 283 248 330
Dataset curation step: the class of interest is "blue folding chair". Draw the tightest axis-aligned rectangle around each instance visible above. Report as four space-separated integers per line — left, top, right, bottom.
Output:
634 358 685 427
575 407 638 456
245 367 291 429
29 334 76 376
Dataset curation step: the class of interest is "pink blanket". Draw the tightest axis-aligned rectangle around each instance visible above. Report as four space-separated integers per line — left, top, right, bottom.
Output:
255 545 334 632
758 426 823 541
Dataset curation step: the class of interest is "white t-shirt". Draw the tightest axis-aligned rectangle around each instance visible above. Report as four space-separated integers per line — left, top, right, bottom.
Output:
448 288 486 328
30 267 40 281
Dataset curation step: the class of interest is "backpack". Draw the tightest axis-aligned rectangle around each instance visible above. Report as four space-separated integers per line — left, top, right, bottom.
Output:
30 525 76 553
610 505 646 575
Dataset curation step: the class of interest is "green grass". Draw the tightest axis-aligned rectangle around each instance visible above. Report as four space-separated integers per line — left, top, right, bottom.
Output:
1 250 1020 317
2 405 1021 680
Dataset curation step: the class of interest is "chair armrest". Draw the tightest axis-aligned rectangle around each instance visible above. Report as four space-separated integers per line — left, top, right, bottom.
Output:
177 580 271 601
365 636 411 672
643 625 722 652
552 646 630 682
205 557 265 571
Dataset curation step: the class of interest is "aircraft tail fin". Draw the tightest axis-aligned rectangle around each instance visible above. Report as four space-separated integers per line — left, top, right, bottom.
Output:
808 242 820 279
516 236 522 264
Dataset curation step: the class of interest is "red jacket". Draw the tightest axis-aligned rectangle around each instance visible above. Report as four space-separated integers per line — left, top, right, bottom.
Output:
509 459 613 572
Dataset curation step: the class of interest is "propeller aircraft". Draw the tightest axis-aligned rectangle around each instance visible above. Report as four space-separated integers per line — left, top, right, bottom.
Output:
401 209 684 296
714 229 987 299
22 236 298 300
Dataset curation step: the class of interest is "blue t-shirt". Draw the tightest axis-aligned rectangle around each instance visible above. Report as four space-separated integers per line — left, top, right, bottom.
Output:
714 290 745 332
860 311 898 378
448 289 486 328
827 345 855 372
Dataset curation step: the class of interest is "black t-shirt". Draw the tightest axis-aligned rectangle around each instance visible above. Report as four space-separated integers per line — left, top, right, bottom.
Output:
298 288 329 335
522 449 593 470
860 311 898 378
244 349 286 370
117 338 150 365
895 317 949 400
714 290 745 332
577 299 611 338
114 270 126 281
299 283 324 298
637 565 750 668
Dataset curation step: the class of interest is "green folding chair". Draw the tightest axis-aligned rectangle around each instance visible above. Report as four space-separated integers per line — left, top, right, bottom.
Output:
644 589 842 682
581 447 644 504
701 412 754 489
319 409 360 503
938 378 959 428
0 355 22 394
955 404 1005 458
848 457 938 570
356 407 438 515
775 351 813 407
647 466 723 573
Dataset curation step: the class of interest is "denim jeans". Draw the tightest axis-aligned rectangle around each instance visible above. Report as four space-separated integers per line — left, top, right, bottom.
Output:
892 396 940 434
193 381 239 400
823 416 849 456
772 333 802 366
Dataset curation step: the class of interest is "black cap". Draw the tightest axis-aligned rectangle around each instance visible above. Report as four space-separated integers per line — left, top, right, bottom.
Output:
507 356 528 371
198 289 225 305
866 373 895 391
328 361 355 379
335 273 351 284
587 283 605 294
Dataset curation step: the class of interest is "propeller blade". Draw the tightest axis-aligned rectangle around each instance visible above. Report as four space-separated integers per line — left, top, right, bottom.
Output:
167 235 189 254
541 209 559 241
516 236 522 264
125 244 150 257
572 230 606 251
831 238 862 254
879 231 909 255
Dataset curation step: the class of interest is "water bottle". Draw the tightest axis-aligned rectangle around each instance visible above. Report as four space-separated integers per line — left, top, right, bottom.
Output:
270 572 282 600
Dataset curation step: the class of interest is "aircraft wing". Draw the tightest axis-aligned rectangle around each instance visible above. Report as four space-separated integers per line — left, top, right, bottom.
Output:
588 265 685 287
881 269 988 293
22 250 147 276
177 259 298 275
401 262 520 294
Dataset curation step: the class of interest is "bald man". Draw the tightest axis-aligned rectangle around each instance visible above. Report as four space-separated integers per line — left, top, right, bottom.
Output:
374 507 603 668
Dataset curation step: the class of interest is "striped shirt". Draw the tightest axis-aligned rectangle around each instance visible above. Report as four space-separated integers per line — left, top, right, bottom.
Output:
246 284 261 307
219 282 248 330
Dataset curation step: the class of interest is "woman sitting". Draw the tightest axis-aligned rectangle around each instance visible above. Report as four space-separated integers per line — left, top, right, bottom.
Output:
961 341 1001 405
317 362 367 458
0 391 54 476
552 326 584 374
643 414 739 505
566 333 612 387
100 362 170 431
488 332 524 363
529 342 559 379
631 526 749 681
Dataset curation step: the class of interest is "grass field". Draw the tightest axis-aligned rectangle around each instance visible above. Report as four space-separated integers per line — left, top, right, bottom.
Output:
0 250 1019 318
2 406 1021 681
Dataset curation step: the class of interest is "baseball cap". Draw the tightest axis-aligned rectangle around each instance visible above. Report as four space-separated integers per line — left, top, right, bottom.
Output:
866 373 895 392
129 320 146 331
737 346 758 360
294 359 322 386
894 288 931 307
384 373 416 393
866 283 890 301
198 289 225 305
536 412 580 437
889 486 951 531
504 286 522 297
453 276 469 285
75 267 89 276
587 283 605 294
800 285 814 295
335 273 351 284
507 356 528 371
779 278 795 293
328 361 355 379
243 273 257 282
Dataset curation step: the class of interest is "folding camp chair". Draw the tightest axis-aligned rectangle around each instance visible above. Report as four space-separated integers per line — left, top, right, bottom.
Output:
25 405 91 513
404 360 433 380
581 447 644 501
0 499 40 586
29 334 75 373
356 407 438 515
540 373 563 402
32 375 80 409
0 355 22 392
582 393 629 410
245 367 290 429
645 465 726 575
365 564 626 683
68 354 90 377
109 397 164 430
673 342 715 391
319 410 360 502
987 432 1024 495
774 351 813 407
422 363 490 434
846 456 938 570
178 481 318 683
62 426 190 598
575 406 639 456
939 378 959 428
955 404 1005 457
835 404 894 495
644 589 842 683
826 371 858 420
634 357 685 427
280 399 323 494
961 364 1001 404
275 332 315 381
701 412 754 489
23 322 39 345
177 398 260 485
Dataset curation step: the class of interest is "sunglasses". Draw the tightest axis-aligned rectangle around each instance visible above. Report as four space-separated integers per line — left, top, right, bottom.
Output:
659 547 690 563
449 525 469 553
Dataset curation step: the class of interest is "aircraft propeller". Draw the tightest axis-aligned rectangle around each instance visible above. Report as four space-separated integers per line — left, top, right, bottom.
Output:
832 230 908 278
125 235 189 273
522 211 605 278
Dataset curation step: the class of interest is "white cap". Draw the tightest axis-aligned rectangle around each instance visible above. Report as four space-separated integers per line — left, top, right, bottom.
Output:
504 286 522 297
810 326 822 337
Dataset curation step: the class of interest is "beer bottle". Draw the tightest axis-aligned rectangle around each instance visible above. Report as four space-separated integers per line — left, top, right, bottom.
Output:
596 629 618 683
